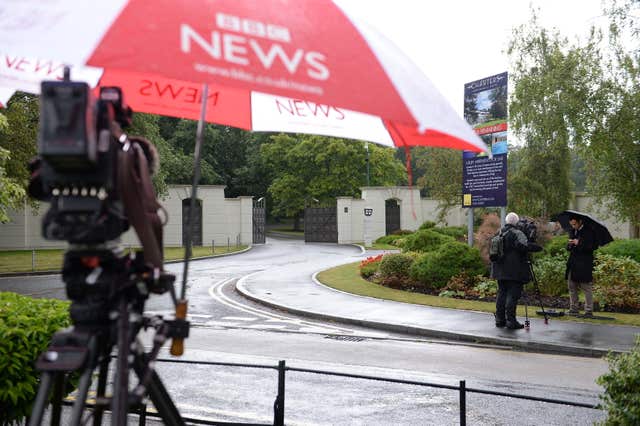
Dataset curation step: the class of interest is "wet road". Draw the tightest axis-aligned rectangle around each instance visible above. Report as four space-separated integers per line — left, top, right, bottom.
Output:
1 238 608 424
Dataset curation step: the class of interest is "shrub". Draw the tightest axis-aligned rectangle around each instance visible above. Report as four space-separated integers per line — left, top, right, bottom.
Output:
473 277 498 298
379 253 414 280
531 255 569 297
0 293 71 425
418 221 436 230
593 254 640 312
597 239 640 263
594 254 640 289
542 235 570 259
597 337 640 425
374 235 403 246
359 254 383 278
401 229 454 253
432 226 466 241
474 213 501 265
410 241 486 290
593 285 640 313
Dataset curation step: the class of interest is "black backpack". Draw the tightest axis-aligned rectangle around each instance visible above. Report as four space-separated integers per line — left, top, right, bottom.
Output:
489 228 510 262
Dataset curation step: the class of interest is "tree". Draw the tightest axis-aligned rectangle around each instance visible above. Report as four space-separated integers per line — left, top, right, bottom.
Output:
507 10 604 218
261 134 405 229
154 118 219 187
414 147 461 223
0 113 26 222
0 93 38 189
582 0 640 236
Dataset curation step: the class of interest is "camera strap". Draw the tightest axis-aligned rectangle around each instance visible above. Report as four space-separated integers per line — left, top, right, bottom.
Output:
115 131 164 270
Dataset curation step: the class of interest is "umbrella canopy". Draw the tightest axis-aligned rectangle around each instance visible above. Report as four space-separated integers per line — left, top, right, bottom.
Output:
0 0 488 153
552 210 614 249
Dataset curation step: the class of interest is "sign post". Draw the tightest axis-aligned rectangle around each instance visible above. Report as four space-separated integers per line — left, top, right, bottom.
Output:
462 72 509 245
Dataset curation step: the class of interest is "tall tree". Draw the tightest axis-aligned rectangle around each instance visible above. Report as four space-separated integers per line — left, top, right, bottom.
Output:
507 10 603 218
414 147 461 222
582 0 640 236
0 113 26 222
0 93 38 188
261 134 405 229
159 119 220 186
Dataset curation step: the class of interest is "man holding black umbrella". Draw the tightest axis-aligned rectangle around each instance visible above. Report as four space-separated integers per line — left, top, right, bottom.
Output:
566 215 597 318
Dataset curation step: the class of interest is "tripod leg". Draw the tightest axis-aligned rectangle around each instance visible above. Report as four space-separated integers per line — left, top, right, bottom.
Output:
69 364 95 425
50 373 65 426
28 372 55 426
132 354 185 426
528 261 549 322
93 356 110 426
112 299 131 426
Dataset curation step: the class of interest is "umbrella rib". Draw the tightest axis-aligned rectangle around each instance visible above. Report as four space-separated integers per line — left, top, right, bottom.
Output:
181 83 209 301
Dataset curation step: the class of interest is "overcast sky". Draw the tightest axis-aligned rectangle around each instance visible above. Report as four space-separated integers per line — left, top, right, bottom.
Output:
340 0 608 116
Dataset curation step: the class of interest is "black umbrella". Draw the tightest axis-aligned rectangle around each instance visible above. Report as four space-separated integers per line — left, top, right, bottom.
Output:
551 210 614 249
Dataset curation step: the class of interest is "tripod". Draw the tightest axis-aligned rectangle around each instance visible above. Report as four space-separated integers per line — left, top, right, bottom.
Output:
522 260 549 329
29 248 188 426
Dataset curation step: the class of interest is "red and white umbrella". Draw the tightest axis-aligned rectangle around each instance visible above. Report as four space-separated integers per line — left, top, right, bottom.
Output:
0 0 489 353
0 0 487 153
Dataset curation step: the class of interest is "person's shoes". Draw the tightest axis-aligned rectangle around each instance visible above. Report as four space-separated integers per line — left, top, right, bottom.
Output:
582 312 594 318
506 321 525 329
495 320 506 328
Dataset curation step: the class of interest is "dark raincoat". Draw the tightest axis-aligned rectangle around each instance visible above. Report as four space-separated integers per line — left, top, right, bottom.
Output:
565 225 596 283
490 224 535 283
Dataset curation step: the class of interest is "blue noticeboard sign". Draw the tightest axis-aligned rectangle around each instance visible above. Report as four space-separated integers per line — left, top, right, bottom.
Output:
462 71 508 208
462 152 507 207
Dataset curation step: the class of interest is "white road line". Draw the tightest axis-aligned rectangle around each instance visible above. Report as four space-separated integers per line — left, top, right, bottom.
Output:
221 316 258 321
245 324 288 330
208 276 360 334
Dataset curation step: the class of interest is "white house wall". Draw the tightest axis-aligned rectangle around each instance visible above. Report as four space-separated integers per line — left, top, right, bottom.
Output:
337 187 632 244
0 185 254 249
570 193 632 240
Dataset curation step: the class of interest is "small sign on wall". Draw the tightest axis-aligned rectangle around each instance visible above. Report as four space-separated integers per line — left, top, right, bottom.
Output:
364 208 373 216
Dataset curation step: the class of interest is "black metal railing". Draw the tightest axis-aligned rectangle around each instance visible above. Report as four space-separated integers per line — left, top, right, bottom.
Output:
155 357 601 426
64 357 602 425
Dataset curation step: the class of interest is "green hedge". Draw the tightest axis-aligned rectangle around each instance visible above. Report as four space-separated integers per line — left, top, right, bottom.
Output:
593 254 640 312
531 256 568 297
418 221 436 230
541 235 570 259
401 229 454 253
379 253 414 280
0 293 70 425
597 239 640 263
598 337 640 425
410 241 486 290
431 226 466 241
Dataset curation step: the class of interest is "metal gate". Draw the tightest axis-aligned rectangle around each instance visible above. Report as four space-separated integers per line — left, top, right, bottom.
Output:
182 198 202 246
253 197 266 244
385 199 400 235
304 206 337 242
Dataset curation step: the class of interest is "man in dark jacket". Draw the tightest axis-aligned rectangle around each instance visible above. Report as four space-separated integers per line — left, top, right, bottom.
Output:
566 215 596 318
491 212 542 329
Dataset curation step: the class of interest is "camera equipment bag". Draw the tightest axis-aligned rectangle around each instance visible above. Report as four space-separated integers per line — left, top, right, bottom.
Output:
489 228 510 262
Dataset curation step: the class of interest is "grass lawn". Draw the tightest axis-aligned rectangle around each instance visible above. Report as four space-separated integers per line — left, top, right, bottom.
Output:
316 261 640 327
354 242 399 251
0 245 247 274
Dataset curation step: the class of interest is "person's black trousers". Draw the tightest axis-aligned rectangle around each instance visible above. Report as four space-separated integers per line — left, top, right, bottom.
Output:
496 280 524 324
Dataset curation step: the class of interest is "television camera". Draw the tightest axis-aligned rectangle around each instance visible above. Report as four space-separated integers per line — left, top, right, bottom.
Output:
27 70 188 426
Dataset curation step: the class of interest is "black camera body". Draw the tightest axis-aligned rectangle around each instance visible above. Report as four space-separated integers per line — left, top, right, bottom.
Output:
32 80 132 244
516 218 538 243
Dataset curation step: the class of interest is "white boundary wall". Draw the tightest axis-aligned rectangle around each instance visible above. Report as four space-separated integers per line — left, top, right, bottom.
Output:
0 185 254 249
337 187 633 244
